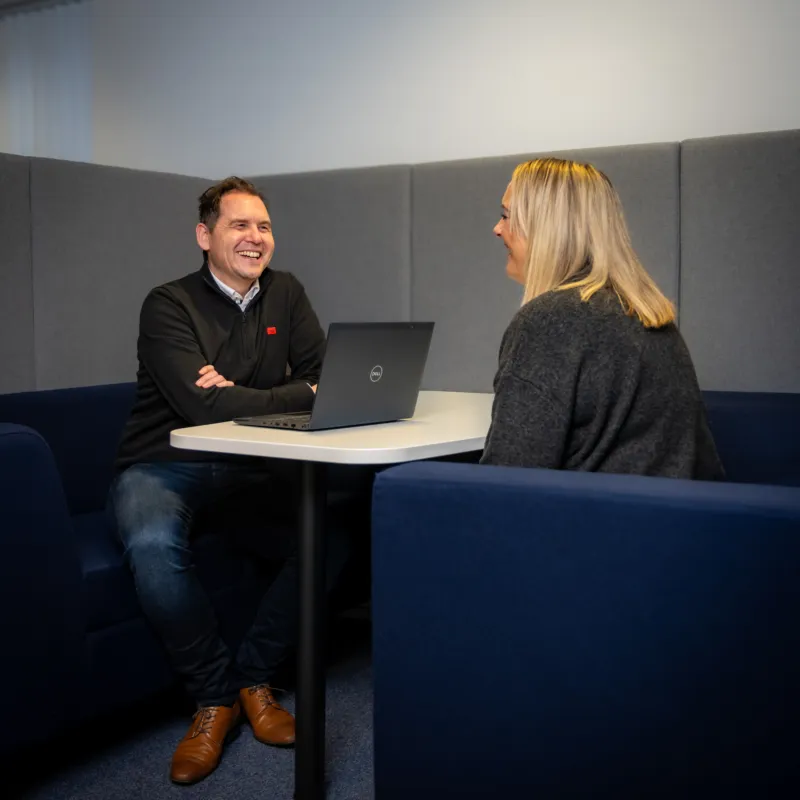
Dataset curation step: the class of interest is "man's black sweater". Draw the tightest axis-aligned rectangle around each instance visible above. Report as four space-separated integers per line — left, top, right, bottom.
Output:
115 264 324 471
480 287 724 480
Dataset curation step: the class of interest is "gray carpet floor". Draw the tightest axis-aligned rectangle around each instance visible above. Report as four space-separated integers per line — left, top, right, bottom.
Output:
11 619 373 800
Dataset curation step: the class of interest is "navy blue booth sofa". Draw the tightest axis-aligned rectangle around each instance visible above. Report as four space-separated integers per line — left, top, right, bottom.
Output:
372 391 800 799
0 383 367 757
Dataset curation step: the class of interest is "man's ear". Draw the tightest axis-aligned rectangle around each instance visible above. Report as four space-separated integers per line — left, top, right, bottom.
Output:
196 223 211 252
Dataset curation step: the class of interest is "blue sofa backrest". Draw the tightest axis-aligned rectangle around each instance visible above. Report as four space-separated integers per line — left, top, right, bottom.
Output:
0 385 795 515
703 391 800 487
0 383 136 514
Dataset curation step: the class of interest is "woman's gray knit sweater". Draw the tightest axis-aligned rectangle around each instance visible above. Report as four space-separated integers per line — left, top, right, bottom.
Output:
480 287 724 480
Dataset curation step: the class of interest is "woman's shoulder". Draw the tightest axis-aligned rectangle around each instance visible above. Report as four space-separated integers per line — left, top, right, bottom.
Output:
501 289 591 363
510 287 605 332
507 287 665 363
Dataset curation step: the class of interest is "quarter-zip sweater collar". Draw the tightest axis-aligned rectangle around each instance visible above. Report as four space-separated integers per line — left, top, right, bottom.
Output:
208 267 260 312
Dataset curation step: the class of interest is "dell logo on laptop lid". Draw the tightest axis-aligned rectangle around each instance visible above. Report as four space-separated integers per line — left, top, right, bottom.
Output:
370 365 383 382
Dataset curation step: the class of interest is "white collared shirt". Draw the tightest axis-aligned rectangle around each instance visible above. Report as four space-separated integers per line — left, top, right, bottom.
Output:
209 269 260 312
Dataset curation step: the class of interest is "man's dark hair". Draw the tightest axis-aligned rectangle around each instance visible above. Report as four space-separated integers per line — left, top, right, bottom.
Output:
198 176 269 230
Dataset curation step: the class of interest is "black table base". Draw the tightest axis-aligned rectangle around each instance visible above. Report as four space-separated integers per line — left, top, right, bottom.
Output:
295 461 328 800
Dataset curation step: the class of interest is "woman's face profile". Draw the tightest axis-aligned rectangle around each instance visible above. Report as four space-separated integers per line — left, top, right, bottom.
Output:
493 182 527 285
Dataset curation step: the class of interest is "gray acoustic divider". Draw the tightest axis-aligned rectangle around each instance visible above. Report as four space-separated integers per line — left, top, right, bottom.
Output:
250 166 412 330
0 153 35 393
680 129 800 392
2 128 798 396
411 143 681 391
30 158 211 390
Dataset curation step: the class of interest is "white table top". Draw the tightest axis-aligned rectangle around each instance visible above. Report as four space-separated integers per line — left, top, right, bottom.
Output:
170 390 493 465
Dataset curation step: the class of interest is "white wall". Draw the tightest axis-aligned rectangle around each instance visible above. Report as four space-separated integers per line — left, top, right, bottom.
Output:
4 0 800 176
0 1 92 160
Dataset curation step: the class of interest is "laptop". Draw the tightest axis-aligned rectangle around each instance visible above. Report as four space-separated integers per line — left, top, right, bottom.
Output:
233 321 434 431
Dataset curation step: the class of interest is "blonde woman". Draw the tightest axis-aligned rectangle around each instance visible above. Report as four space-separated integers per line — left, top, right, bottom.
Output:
480 158 723 479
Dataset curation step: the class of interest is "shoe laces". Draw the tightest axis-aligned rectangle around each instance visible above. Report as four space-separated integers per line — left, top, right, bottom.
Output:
192 706 219 737
247 684 287 712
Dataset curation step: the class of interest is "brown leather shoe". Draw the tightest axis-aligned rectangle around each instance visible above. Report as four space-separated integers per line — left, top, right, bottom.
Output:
239 684 295 746
170 702 241 785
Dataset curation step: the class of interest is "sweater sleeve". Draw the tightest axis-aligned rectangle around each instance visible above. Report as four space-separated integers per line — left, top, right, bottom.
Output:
479 306 575 469
138 288 317 426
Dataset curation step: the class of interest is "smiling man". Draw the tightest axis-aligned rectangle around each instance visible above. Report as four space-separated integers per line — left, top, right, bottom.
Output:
109 177 328 784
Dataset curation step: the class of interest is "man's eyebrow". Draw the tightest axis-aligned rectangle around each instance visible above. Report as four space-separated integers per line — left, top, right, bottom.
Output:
228 217 272 226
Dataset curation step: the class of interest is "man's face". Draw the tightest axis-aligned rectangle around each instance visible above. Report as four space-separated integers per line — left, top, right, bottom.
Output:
493 182 528 285
196 191 275 293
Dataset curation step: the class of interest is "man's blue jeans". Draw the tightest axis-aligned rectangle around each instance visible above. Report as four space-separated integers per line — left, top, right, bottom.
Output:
109 460 333 707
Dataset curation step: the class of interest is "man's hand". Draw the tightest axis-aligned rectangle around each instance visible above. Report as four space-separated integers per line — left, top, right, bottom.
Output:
310 384 317 394
196 365 234 389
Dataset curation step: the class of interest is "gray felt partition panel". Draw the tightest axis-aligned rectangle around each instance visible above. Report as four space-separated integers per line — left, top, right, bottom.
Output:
250 166 411 331
680 130 800 392
30 158 211 389
1 128 797 396
0 154 35 393
411 143 681 391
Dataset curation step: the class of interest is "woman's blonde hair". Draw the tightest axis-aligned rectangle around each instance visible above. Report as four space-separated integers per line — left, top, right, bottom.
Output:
507 158 675 328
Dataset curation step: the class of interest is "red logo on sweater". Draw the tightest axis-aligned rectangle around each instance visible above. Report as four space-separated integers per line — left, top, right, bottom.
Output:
266 327 277 335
